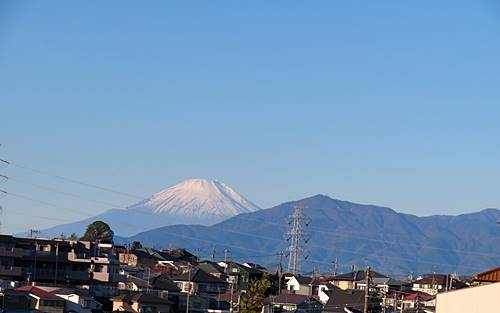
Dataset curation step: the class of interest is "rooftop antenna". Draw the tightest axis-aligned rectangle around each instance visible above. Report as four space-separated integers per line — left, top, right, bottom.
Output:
285 205 310 274
29 228 41 238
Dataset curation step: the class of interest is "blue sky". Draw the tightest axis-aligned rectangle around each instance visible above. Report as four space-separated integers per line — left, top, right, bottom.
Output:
1 1 500 233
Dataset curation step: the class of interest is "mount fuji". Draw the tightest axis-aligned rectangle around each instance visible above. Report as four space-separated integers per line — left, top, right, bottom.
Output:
32 179 260 237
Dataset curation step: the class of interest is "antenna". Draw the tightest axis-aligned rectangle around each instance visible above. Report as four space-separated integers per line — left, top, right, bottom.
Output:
29 228 41 238
285 205 310 274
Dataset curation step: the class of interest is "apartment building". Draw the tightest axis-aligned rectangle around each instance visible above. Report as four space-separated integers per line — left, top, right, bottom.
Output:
0 235 124 286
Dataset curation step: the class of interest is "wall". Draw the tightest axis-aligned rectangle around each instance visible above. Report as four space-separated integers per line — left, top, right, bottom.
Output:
436 282 500 313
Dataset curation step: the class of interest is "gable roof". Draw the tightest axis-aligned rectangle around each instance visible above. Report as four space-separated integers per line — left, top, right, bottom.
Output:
172 268 227 284
287 274 315 285
113 293 172 304
331 270 388 282
414 274 448 285
198 261 225 274
323 288 365 313
264 294 320 305
402 291 434 301
127 275 152 289
152 275 182 292
16 286 62 300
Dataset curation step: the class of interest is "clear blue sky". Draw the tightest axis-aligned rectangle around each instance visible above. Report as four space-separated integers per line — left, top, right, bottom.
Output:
1 1 500 233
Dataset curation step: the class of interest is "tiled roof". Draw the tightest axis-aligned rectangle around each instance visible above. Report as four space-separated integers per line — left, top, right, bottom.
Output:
264 294 317 305
127 275 151 288
172 268 227 284
152 275 182 292
474 266 500 282
113 293 172 304
16 286 62 300
323 288 365 313
331 270 388 282
402 291 434 301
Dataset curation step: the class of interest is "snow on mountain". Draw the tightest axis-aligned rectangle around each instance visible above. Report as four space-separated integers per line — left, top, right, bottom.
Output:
128 178 261 217
30 178 260 237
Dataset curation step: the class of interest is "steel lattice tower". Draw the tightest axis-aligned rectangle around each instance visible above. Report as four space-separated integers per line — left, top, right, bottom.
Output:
286 206 310 274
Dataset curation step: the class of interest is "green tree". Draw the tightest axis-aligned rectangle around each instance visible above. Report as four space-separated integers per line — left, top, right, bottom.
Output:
69 232 78 240
130 241 143 250
80 221 114 242
239 274 270 313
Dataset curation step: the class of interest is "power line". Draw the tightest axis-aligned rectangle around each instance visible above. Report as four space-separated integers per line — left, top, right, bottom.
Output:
4 174 129 209
1 185 496 274
2 159 144 200
3 159 500 260
2 160 500 273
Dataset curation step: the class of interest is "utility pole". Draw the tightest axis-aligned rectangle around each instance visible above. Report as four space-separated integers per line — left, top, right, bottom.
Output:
363 266 371 313
54 242 59 284
211 246 216 261
399 293 403 313
224 249 229 274
332 258 338 276
185 267 191 313
277 251 284 295
285 206 310 274
382 291 387 313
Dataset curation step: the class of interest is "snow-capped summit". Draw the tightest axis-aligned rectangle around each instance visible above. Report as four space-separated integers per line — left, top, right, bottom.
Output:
128 178 260 217
34 178 260 237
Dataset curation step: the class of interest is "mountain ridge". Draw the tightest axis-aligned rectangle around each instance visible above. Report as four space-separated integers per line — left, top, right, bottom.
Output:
117 194 500 275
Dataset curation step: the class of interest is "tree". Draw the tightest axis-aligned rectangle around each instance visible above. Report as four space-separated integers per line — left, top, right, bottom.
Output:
239 274 270 313
69 232 78 240
80 221 114 242
130 241 143 250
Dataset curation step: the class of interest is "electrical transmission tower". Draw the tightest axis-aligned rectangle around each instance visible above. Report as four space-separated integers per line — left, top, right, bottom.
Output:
286 206 310 274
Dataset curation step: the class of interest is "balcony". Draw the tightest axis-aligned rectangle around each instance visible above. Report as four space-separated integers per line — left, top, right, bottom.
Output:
31 269 90 282
0 266 22 277
0 247 24 258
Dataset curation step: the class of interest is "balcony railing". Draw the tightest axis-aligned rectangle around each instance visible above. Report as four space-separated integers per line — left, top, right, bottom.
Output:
0 247 24 258
0 266 22 276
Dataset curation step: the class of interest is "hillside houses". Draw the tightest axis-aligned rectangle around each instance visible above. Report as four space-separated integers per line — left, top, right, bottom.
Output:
0 235 485 313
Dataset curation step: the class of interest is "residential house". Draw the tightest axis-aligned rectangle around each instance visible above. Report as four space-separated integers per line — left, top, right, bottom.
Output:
120 248 195 276
322 287 380 313
401 291 435 311
412 274 466 295
317 280 334 304
263 294 323 313
151 274 182 294
112 293 173 313
39 287 103 313
159 248 198 264
283 274 319 296
198 261 226 280
329 270 399 292
356 276 402 294
218 261 263 291
0 288 34 312
126 274 153 292
15 286 65 313
171 268 228 295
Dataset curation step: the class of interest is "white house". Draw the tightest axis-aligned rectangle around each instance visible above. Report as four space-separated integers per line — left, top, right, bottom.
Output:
285 275 315 296
38 286 102 313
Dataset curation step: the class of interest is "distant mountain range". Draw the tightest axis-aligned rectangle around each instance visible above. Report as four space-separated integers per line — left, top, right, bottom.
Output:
32 179 260 237
115 195 500 276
